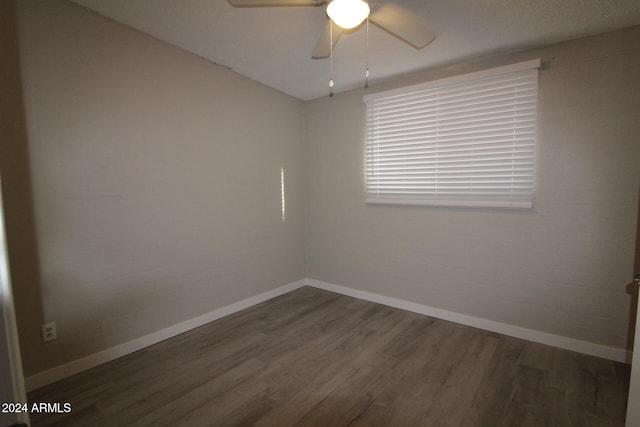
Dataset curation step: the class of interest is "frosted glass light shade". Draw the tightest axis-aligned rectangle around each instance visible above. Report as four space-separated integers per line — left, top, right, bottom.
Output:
327 0 370 30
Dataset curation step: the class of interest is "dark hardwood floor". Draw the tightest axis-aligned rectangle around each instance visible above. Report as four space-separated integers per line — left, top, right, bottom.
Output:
28 286 630 426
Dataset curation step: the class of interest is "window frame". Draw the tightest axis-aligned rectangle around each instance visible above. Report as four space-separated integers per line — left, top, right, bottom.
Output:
363 59 541 210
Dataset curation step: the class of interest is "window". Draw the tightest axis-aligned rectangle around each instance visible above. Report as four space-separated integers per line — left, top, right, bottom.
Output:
364 59 540 209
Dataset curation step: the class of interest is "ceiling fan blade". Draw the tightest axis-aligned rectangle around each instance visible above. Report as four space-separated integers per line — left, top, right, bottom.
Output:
369 3 435 49
228 0 323 6
311 20 342 59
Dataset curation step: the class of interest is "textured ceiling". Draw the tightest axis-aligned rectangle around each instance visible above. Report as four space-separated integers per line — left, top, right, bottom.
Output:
70 0 640 100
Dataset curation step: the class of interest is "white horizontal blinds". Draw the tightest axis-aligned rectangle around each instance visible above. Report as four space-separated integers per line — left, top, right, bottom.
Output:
365 61 539 208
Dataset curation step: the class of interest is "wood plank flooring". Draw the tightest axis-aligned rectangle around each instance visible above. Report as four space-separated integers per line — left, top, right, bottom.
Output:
28 287 630 426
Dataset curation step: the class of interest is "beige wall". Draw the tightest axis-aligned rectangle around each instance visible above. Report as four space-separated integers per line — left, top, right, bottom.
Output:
13 0 305 376
305 26 640 351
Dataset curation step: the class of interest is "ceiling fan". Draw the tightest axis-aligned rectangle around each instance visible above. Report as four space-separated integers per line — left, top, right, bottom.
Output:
227 0 435 59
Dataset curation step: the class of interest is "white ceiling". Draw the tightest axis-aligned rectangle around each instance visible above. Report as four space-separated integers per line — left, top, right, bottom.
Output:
70 0 640 101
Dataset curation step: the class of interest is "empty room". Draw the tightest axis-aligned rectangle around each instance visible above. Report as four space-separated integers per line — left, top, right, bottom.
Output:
1 0 640 426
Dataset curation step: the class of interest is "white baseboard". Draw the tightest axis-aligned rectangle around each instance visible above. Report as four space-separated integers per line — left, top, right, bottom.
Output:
306 279 631 363
25 277 631 391
25 279 306 391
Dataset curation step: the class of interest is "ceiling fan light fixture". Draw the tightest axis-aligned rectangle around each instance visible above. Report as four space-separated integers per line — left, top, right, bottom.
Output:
326 0 370 30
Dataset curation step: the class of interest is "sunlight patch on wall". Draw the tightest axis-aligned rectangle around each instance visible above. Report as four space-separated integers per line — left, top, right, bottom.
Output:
281 167 286 223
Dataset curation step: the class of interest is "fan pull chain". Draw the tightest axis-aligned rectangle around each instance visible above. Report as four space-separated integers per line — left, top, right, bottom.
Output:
329 21 334 97
365 17 369 89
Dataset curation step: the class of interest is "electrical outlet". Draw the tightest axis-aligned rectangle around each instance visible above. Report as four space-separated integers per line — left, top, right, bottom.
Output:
42 322 56 342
